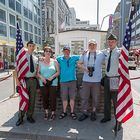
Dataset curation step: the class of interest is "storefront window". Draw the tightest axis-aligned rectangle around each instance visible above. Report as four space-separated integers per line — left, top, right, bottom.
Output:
71 41 84 55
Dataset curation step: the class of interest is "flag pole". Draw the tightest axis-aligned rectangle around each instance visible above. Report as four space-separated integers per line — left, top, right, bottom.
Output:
114 120 119 136
114 0 136 136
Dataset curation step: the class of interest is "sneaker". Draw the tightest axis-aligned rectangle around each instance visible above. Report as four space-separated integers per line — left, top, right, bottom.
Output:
78 113 88 121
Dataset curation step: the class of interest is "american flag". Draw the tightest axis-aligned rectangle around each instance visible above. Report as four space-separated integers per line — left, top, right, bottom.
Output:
16 22 29 112
115 6 135 123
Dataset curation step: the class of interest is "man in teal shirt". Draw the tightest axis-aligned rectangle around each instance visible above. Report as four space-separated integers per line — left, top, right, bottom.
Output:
57 46 79 120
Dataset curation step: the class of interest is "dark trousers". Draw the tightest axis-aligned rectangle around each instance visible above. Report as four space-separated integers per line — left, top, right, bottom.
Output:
18 78 37 119
40 86 57 111
103 76 117 119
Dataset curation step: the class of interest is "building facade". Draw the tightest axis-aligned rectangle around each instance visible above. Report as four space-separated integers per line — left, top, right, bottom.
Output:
0 0 42 68
131 0 140 49
41 0 71 45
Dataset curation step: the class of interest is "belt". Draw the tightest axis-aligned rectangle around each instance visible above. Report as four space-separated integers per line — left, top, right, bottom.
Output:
25 77 36 80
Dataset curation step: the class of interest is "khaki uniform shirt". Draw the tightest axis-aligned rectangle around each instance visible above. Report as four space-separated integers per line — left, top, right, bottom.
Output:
103 47 120 77
25 53 38 77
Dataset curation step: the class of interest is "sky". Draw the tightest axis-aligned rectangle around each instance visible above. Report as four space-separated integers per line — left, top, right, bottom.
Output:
66 0 121 31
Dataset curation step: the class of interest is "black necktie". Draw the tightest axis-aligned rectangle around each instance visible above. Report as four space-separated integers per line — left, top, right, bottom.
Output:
107 50 112 72
30 55 34 73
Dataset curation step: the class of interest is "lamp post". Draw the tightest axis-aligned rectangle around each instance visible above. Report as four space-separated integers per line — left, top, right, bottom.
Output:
97 0 99 25
54 0 59 55
100 14 113 30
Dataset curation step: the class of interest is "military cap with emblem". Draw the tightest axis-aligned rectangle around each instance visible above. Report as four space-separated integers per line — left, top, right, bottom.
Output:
107 33 117 40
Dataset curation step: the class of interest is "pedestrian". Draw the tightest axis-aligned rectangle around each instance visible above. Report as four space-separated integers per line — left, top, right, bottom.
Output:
37 46 59 121
100 33 122 131
16 40 38 126
78 39 105 121
57 46 79 120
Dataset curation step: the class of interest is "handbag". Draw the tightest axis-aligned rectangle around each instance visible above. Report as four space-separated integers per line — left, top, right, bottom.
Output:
109 76 120 91
43 77 56 87
101 76 105 87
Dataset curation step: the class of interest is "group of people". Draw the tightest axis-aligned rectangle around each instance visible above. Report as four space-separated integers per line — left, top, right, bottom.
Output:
15 33 122 131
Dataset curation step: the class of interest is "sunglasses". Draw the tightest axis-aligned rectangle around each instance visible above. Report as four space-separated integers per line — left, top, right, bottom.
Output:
45 50 52 53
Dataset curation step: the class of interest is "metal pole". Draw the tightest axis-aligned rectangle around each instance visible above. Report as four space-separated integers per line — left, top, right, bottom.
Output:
100 14 112 30
119 0 125 47
97 0 99 25
54 0 59 55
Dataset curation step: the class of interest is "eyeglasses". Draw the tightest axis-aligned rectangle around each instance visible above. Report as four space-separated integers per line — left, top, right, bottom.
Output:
45 50 52 53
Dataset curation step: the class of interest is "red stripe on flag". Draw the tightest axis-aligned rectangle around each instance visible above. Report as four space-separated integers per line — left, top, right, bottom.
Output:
116 86 131 107
121 111 133 123
116 98 133 119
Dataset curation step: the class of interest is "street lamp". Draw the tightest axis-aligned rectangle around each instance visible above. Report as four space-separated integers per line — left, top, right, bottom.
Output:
100 14 113 30
54 0 59 55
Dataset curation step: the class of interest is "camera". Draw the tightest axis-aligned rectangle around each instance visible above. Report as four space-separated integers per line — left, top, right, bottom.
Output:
87 66 94 77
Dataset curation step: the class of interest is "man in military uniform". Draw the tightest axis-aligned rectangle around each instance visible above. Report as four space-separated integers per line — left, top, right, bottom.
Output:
100 33 122 130
16 40 38 126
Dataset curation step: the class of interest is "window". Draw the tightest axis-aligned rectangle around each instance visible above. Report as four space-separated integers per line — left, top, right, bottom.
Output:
0 0 5 5
38 37 41 44
0 9 6 22
47 8 49 19
29 10 32 20
34 26 37 34
28 33 33 40
16 1 21 14
23 7 28 18
29 24 33 32
9 0 15 11
38 28 41 35
35 35 38 43
9 14 15 26
10 26 16 38
34 15 37 23
24 31 28 41
18 18 22 28
0 23 7 36
24 21 28 31
38 17 41 25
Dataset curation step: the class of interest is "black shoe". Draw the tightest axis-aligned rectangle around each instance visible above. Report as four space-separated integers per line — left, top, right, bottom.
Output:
90 112 96 121
16 118 23 126
78 113 88 121
27 117 35 123
100 118 111 123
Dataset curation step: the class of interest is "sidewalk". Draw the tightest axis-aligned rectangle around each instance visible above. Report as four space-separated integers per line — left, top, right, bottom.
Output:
0 70 13 79
0 89 140 140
